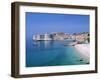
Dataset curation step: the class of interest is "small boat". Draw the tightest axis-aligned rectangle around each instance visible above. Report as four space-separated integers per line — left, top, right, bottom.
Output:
64 42 78 46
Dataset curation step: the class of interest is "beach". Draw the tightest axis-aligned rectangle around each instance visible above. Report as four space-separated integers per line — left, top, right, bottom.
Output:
75 43 90 58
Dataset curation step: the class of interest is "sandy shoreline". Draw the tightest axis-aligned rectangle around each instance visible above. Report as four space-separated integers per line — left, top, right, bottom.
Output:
75 43 90 58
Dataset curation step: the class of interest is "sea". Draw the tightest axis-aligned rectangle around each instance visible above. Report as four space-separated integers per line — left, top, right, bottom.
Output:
26 39 89 67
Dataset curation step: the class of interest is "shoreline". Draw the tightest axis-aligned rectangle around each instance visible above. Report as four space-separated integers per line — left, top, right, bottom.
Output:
74 43 90 58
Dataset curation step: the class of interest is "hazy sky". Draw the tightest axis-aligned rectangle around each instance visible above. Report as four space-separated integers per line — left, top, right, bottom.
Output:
26 12 89 39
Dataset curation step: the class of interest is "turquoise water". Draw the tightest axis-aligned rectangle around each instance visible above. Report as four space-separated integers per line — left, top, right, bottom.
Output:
26 39 89 67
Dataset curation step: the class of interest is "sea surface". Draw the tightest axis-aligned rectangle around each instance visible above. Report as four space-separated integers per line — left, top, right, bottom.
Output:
26 39 89 67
